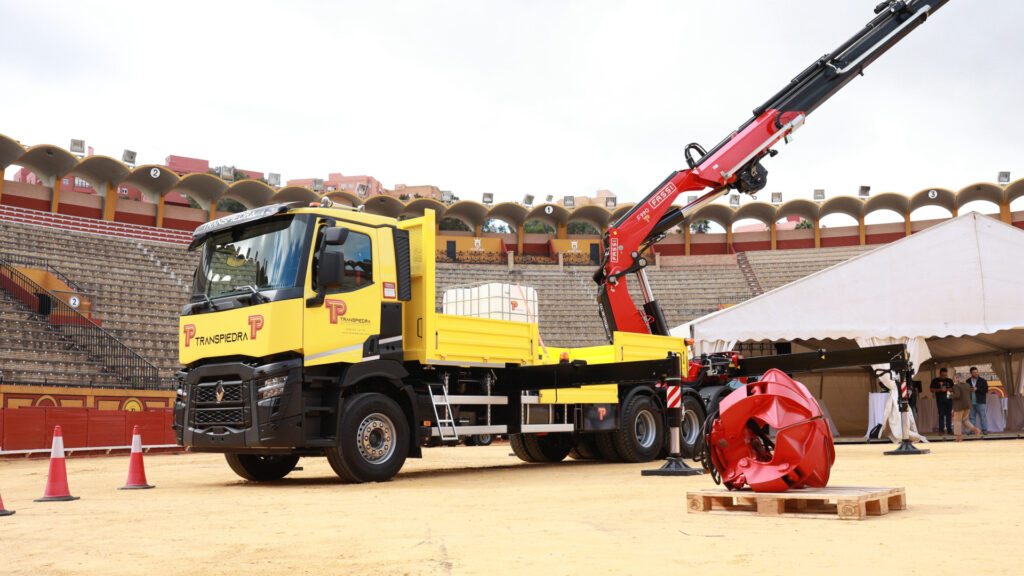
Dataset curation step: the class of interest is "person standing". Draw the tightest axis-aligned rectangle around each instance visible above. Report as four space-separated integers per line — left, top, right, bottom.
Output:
967 367 989 435
930 368 954 435
950 374 981 442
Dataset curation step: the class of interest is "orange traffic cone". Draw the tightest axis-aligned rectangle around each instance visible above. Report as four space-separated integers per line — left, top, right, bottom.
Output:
119 425 154 490
0 490 13 516
35 425 79 502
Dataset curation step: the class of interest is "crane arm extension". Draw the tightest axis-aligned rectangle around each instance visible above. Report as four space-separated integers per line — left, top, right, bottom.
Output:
594 0 949 338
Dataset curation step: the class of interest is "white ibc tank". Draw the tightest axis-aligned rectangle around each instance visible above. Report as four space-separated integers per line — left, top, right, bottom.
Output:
442 282 538 323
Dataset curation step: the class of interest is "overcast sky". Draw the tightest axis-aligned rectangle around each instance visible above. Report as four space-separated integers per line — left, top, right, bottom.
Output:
2 1 1021 220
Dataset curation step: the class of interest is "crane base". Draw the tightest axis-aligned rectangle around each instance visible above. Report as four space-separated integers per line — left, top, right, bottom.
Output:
883 440 930 456
641 457 704 476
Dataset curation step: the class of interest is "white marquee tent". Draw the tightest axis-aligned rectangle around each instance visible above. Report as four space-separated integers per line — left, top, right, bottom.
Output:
673 213 1024 435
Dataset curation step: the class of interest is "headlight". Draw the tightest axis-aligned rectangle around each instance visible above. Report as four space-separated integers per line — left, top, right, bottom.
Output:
257 376 288 400
176 387 188 402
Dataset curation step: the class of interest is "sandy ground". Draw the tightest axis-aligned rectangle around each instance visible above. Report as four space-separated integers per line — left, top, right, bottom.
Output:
1 440 1022 576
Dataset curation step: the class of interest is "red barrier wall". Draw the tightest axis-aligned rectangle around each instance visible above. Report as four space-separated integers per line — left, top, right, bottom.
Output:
1 408 175 451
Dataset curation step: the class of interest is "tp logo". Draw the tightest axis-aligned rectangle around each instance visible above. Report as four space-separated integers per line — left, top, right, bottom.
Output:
248 315 264 339
183 324 196 347
597 407 607 420
326 299 347 324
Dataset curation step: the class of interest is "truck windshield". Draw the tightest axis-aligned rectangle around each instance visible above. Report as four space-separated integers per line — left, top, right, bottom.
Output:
192 215 310 301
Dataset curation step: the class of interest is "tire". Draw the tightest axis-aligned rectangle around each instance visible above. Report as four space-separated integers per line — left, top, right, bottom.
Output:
569 435 600 460
326 393 409 483
510 433 571 463
470 434 493 446
595 431 623 462
224 453 299 481
678 393 707 459
611 394 664 463
510 433 538 462
525 434 572 462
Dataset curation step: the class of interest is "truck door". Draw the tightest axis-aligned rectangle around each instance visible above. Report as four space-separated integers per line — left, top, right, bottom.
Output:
303 221 382 366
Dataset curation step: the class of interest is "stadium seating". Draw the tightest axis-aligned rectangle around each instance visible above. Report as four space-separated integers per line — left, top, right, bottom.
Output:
743 246 874 292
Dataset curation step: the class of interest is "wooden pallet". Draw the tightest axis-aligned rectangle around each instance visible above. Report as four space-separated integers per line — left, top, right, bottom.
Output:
686 486 906 520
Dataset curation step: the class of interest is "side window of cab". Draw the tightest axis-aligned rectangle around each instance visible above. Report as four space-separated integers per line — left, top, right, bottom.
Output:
312 225 374 293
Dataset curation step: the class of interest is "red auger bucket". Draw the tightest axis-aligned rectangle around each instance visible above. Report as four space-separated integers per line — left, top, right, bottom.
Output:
706 369 835 492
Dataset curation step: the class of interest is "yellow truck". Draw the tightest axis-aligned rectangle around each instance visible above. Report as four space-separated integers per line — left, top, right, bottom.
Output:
173 200 687 482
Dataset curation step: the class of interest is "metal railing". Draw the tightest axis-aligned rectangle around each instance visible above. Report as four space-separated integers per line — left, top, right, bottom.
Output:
0 252 85 292
0 256 163 390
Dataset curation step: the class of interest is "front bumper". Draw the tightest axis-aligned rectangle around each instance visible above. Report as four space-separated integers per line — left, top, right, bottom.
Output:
174 358 305 451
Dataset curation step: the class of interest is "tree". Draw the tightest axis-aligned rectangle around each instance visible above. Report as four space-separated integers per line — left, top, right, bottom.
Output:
482 219 511 234
567 221 599 235
523 221 555 234
439 217 471 232
795 219 813 230
690 219 711 233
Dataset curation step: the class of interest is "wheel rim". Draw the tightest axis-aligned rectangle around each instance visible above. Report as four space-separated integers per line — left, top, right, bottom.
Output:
634 410 657 448
680 408 700 445
357 412 396 464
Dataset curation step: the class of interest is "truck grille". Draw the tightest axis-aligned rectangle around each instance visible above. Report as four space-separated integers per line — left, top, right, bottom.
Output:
189 379 250 430
193 408 246 427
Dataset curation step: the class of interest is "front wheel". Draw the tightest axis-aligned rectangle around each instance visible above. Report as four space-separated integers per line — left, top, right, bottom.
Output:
225 453 299 481
611 395 664 463
326 393 409 483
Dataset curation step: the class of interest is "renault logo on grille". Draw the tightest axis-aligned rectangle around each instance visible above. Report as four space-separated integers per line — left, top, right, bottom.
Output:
215 381 225 403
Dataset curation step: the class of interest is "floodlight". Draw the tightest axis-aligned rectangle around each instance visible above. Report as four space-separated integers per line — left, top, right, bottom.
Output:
771 192 783 205
545 194 553 203
858 185 870 198
813 189 825 201
311 178 324 191
122 149 137 166
441 190 454 203
998 171 1011 185
482 192 493 205
605 197 616 208
69 139 85 155
728 194 740 207
267 173 281 187
523 194 534 206
563 195 575 208
220 166 235 182
687 195 698 205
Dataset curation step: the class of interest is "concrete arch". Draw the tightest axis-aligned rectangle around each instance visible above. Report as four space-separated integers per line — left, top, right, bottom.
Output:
909 187 956 215
776 198 819 222
66 155 130 189
733 201 778 227
444 200 489 230
687 203 734 231
222 179 276 210
401 197 447 220
819 195 865 220
270 186 319 204
361 194 404 218
0 134 26 170
864 192 909 217
15 144 80 187
1002 178 1024 205
175 172 229 211
569 204 612 230
122 165 180 203
956 182 1003 210
324 190 363 207
526 203 570 229
486 202 528 227
609 203 635 225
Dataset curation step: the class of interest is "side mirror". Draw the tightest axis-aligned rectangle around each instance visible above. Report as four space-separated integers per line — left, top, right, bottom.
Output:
320 250 345 291
324 227 349 246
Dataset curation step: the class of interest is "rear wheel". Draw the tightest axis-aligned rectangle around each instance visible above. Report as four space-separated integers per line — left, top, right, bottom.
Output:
326 393 409 483
465 434 493 446
510 433 572 463
678 393 707 458
569 435 600 460
611 395 664 463
509 433 537 462
224 453 299 481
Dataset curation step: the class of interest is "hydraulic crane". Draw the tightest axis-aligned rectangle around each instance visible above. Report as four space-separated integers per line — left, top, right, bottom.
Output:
594 0 950 337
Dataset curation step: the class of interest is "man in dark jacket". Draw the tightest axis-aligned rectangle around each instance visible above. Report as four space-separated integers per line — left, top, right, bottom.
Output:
951 374 981 442
930 368 954 434
967 367 989 434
